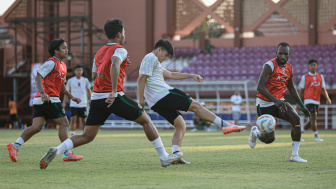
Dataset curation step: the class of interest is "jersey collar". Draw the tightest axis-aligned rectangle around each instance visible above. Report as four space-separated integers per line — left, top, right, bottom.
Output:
308 71 317 76
53 56 62 63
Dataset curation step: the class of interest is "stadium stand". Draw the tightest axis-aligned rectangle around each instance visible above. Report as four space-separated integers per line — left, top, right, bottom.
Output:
179 44 336 86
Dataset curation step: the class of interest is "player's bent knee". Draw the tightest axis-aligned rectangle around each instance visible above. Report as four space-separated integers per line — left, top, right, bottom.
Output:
189 101 202 112
135 114 151 126
33 126 43 133
82 132 95 142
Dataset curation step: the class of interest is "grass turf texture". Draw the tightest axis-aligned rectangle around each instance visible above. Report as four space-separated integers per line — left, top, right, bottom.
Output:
1 129 335 189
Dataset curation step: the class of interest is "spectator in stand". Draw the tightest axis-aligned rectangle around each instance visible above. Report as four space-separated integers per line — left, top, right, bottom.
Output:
230 91 242 125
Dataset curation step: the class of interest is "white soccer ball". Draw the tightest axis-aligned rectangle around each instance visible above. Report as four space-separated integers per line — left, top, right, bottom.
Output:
256 114 276 134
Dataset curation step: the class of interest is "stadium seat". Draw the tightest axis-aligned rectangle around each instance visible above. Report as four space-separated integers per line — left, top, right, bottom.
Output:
178 45 334 82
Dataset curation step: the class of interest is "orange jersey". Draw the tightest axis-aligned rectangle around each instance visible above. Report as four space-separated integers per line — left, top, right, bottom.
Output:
93 44 128 92
8 100 17 115
304 72 322 101
35 57 67 98
257 58 292 101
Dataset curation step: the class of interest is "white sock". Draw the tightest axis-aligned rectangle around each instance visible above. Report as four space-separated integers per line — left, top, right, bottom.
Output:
172 145 180 154
213 117 230 128
313 131 318 137
56 139 74 156
70 131 75 136
150 137 169 161
292 141 300 156
14 137 24 149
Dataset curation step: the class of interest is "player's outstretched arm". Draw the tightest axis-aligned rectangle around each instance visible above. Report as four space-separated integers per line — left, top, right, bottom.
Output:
296 89 305 111
62 85 81 104
137 74 148 108
106 56 121 107
163 70 203 82
321 87 332 105
35 73 50 102
87 88 92 100
257 65 280 103
257 64 287 112
287 74 310 117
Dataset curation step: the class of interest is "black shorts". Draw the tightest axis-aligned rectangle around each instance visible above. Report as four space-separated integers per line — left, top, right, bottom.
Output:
151 88 192 125
70 107 87 118
257 104 279 118
10 114 17 122
305 104 319 113
86 95 144 126
33 102 65 120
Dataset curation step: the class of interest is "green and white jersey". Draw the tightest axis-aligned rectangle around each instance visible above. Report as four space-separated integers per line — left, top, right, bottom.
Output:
66 76 91 107
139 52 173 108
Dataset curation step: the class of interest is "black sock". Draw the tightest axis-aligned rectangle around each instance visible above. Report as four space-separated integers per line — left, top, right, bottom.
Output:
173 151 179 154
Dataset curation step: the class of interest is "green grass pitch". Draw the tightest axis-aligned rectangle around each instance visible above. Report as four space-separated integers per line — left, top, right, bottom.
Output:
1 129 335 188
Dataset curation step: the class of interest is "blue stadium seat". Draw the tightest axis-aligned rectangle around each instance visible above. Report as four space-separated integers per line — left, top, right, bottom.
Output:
220 114 228 120
185 113 194 120
148 113 157 120
107 114 116 120
116 115 125 120
158 115 166 120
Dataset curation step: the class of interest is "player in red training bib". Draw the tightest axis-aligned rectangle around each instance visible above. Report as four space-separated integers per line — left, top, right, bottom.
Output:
7 38 83 163
297 58 332 142
249 42 310 162
40 19 182 169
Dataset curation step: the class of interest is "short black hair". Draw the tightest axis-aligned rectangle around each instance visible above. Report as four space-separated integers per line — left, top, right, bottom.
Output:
73 64 83 71
276 42 290 51
154 39 174 56
48 38 65 56
104 18 123 39
308 58 318 65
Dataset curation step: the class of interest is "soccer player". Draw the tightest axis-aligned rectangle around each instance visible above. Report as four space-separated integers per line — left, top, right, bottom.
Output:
137 39 246 164
40 19 182 169
248 42 310 162
297 58 332 142
7 38 83 163
63 65 92 136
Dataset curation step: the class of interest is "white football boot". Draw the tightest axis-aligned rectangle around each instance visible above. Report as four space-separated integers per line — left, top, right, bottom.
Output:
315 137 324 142
161 152 183 167
290 155 307 163
248 126 258 149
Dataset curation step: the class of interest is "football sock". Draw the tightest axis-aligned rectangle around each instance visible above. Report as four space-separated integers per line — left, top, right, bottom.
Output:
172 145 180 154
213 117 230 128
313 131 318 138
292 141 300 156
14 137 24 149
151 137 169 161
63 150 71 156
70 131 75 136
56 139 74 156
